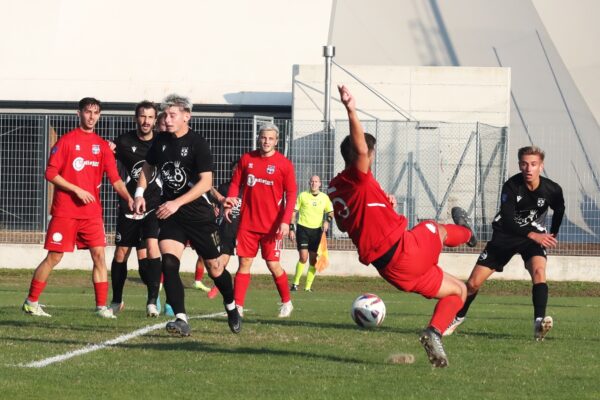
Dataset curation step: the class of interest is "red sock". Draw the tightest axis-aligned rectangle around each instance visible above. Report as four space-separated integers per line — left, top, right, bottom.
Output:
442 224 471 247
274 271 291 303
94 281 109 307
429 295 464 333
234 272 251 306
27 279 47 303
195 266 204 281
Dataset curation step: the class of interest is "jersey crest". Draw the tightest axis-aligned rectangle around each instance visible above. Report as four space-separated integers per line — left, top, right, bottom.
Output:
267 165 275 174
537 198 545 207
92 144 100 155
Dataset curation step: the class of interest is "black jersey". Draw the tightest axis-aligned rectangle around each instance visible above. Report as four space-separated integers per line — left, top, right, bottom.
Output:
114 130 162 213
492 173 565 237
146 129 214 222
217 181 242 221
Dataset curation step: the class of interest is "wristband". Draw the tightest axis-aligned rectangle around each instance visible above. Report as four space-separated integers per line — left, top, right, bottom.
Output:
134 187 145 198
290 224 295 232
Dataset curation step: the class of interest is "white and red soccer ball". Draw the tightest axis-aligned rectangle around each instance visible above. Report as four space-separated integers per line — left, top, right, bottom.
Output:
351 293 386 328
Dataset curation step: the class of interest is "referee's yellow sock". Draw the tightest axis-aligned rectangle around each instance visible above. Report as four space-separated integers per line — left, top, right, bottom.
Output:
305 265 317 290
293 261 305 285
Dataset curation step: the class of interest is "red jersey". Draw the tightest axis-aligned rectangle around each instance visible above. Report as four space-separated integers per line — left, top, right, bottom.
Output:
228 150 297 234
328 166 407 265
46 128 120 219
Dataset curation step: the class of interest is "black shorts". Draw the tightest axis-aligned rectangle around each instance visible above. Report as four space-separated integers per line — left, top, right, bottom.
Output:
159 217 221 260
477 231 547 272
115 211 159 248
219 219 239 256
296 225 322 252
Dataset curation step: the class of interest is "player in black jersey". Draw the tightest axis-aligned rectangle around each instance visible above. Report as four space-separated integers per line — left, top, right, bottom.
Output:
134 94 240 337
445 146 565 340
109 101 164 317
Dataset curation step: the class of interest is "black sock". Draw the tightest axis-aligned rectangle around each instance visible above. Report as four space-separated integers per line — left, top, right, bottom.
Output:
162 254 185 314
111 260 128 303
456 291 479 318
532 282 548 320
145 257 162 305
211 269 234 305
138 258 149 286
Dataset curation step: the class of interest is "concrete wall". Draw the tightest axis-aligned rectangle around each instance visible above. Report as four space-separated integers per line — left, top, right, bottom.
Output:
292 64 511 126
2 244 598 282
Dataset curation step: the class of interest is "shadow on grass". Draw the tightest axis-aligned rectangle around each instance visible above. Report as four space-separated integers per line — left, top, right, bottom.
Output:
116 340 377 366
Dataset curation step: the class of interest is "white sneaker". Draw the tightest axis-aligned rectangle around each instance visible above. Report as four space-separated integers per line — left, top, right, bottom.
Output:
443 316 465 336
278 301 294 318
146 304 160 318
534 316 553 341
22 300 51 317
96 306 116 319
236 305 244 318
110 302 125 315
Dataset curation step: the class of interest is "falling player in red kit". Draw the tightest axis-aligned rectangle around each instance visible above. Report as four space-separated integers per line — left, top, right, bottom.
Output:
329 85 476 367
22 97 134 319
224 123 297 318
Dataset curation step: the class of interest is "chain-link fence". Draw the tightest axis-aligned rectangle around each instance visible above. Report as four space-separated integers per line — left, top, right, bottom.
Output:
1 112 597 256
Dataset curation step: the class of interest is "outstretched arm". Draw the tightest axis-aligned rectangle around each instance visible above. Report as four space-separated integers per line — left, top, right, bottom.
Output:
338 85 369 173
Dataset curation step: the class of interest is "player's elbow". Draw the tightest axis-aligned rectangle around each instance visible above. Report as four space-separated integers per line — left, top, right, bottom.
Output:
45 168 58 182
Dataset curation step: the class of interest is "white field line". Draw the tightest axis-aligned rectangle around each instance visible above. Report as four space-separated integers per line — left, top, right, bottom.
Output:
17 311 226 368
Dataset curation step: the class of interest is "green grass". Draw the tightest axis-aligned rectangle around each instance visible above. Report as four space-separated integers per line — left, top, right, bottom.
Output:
1 269 599 400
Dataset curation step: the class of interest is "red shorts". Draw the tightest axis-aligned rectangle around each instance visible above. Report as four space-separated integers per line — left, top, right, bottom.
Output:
377 221 443 299
44 216 106 252
236 227 282 261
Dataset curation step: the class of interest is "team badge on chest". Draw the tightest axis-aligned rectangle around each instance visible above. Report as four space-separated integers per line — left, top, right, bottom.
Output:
267 165 275 174
537 198 545 207
181 147 188 157
92 144 100 155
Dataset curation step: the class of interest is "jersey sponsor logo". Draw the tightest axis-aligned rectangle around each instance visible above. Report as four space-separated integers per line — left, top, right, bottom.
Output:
51 232 63 243
160 161 188 192
131 146 137 153
332 197 350 219
181 147 189 157
92 144 100 155
537 198 545 207
72 157 100 171
75 144 81 151
131 160 157 184
478 250 488 261
515 210 539 227
246 174 273 187
266 165 275 174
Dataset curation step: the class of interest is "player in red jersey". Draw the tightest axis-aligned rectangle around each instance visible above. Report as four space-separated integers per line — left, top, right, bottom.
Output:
224 124 297 318
329 86 476 367
22 97 134 319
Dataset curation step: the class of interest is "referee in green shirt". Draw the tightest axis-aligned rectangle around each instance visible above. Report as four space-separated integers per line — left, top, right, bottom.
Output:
289 175 334 291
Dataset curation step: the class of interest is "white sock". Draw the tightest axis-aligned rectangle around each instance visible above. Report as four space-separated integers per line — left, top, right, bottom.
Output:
225 302 236 311
176 313 188 322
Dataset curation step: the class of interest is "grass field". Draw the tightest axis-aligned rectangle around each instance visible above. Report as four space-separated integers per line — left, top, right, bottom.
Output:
1 269 599 400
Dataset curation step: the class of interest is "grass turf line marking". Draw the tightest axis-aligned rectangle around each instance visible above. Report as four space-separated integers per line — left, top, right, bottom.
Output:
17 311 226 368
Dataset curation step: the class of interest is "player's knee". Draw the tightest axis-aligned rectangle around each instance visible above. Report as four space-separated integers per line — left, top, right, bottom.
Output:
162 253 180 276
466 279 480 294
46 252 63 266
204 259 222 278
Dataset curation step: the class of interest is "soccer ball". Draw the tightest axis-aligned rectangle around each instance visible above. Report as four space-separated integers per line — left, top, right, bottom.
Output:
351 293 386 328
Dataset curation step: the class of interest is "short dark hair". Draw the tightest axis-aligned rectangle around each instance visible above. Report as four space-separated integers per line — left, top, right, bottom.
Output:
135 100 158 117
340 133 376 165
78 97 102 112
518 145 545 162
